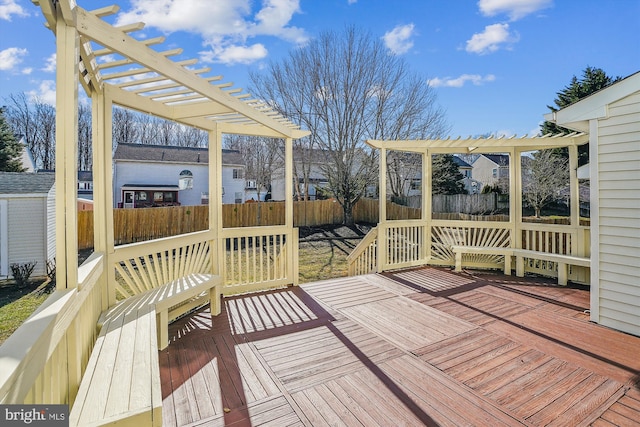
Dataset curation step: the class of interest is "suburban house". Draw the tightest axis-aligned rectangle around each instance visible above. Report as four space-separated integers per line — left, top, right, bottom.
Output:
0 172 55 278
112 143 247 207
547 71 640 337
271 147 331 200
471 153 509 190
452 155 483 194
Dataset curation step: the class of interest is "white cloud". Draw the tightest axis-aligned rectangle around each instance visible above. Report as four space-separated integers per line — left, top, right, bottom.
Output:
427 74 496 88
21 67 32 75
0 47 28 71
28 80 57 105
116 0 307 65
478 0 552 21
348 0 357 4
42 53 56 73
465 23 518 54
0 0 29 21
382 24 415 55
202 43 268 65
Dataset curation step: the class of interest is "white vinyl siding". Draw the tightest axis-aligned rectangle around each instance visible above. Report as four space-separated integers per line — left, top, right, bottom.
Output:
595 91 640 336
46 186 56 264
8 198 47 277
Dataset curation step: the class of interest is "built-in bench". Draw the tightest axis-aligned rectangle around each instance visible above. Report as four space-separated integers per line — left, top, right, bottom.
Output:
70 273 222 427
513 249 590 286
452 245 514 275
451 245 590 286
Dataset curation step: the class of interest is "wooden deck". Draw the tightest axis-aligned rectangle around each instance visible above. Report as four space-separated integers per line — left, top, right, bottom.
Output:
159 267 640 426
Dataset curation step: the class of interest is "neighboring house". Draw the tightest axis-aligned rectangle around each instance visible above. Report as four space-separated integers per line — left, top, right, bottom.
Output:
0 172 55 278
472 154 510 190
271 148 331 201
112 143 246 207
548 71 640 337
392 155 479 199
452 156 482 194
78 171 93 199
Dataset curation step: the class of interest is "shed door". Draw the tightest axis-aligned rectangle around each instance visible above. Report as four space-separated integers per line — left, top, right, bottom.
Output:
0 200 7 277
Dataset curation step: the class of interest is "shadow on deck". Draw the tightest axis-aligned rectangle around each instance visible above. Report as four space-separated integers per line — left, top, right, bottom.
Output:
160 267 640 426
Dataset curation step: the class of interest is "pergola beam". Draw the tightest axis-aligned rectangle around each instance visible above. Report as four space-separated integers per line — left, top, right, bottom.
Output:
74 6 300 138
367 133 589 152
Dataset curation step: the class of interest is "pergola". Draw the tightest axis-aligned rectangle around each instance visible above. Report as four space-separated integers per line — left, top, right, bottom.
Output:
39 1 309 298
347 133 591 278
1 0 308 407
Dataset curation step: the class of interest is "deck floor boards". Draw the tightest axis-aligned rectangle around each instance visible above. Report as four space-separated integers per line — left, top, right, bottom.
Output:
160 267 640 426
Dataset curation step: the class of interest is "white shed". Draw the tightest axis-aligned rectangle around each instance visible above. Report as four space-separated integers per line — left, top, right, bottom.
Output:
0 172 56 278
548 71 640 336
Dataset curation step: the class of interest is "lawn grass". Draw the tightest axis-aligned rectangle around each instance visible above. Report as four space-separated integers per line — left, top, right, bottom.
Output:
298 238 360 283
0 281 52 345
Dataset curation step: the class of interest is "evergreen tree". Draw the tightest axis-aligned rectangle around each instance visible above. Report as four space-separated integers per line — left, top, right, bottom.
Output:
432 154 466 195
0 107 25 172
540 67 621 165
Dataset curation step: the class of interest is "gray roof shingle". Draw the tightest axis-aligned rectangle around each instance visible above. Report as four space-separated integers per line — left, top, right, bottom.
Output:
113 143 244 166
0 172 55 194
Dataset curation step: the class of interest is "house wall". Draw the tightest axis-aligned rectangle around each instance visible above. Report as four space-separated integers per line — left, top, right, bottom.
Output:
0 200 7 277
472 156 506 188
593 90 640 336
271 160 328 201
46 186 56 266
113 161 246 206
4 196 48 277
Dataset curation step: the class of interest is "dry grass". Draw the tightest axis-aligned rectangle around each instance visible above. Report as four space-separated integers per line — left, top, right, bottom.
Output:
0 279 52 345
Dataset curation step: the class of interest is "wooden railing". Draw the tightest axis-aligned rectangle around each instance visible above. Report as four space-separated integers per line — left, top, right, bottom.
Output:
0 252 105 406
347 221 429 273
519 223 590 283
347 226 378 275
380 221 427 271
347 219 590 285
220 226 298 295
429 220 512 269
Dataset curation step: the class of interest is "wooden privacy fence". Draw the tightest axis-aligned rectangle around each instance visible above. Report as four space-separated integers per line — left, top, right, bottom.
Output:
77 199 585 249
432 193 498 214
79 200 346 249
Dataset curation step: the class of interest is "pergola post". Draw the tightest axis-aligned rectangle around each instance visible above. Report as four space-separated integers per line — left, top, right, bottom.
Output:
210 125 223 277
511 147 523 249
93 87 116 308
423 150 432 261
284 137 298 285
378 148 387 272
54 10 79 290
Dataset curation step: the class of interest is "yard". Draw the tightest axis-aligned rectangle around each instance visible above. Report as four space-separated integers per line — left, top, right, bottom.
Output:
0 224 371 345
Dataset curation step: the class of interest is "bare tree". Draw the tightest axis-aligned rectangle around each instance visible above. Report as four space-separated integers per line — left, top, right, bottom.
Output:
387 151 422 202
32 100 56 170
112 106 140 146
78 103 92 171
522 150 569 217
225 134 283 200
250 27 448 224
5 93 39 166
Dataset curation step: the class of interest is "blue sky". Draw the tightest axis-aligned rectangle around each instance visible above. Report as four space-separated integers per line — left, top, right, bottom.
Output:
1 0 638 137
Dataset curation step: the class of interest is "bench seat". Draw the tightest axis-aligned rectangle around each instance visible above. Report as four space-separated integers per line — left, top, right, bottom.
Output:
513 249 590 286
451 245 514 275
70 273 222 426
70 304 162 427
100 273 222 350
